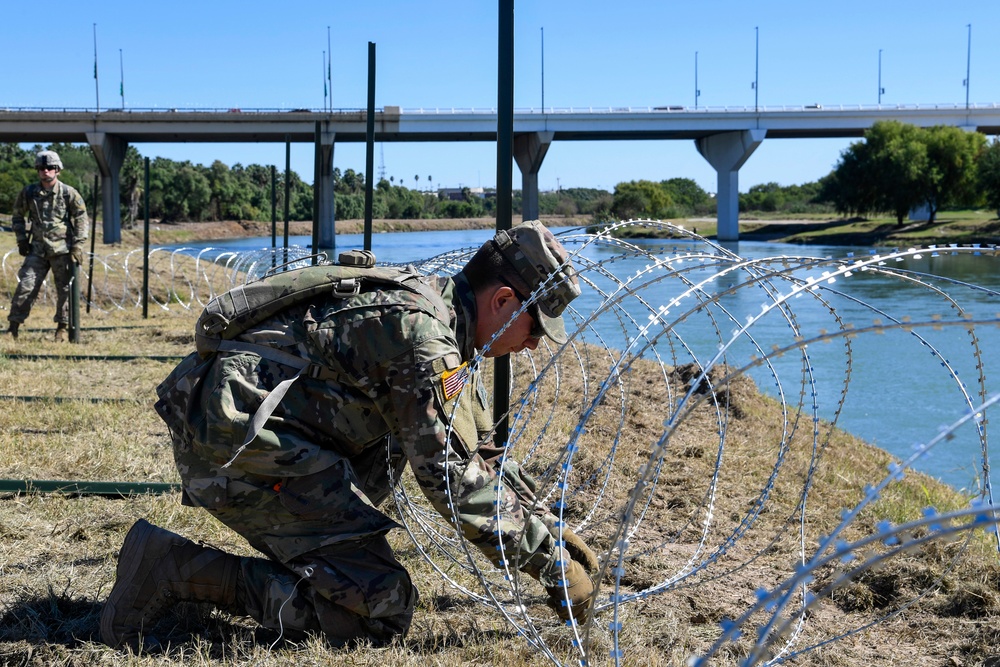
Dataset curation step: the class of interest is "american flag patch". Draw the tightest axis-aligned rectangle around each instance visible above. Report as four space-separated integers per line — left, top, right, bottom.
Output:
441 362 470 401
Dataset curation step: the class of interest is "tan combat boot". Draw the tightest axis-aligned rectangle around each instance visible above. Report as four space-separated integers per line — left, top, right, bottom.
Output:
54 323 68 342
100 519 242 651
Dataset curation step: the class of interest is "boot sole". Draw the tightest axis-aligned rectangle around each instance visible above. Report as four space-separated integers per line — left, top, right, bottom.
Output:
100 519 160 649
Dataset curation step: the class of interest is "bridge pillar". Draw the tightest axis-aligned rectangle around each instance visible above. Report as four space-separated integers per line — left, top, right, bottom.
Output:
695 129 766 242
315 124 336 253
513 131 554 221
86 132 127 244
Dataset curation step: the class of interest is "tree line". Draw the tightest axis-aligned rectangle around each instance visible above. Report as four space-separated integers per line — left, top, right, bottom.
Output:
2 123 999 227
0 143 613 226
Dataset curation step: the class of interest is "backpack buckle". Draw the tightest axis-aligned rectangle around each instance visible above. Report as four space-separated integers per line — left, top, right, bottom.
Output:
199 312 231 336
333 277 361 297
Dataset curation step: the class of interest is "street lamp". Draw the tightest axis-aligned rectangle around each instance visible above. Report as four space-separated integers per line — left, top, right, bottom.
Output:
752 27 759 112
695 51 701 109
878 49 885 105
541 27 545 112
963 24 972 109
119 49 125 109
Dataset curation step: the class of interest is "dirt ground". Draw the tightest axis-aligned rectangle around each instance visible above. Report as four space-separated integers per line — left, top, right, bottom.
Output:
122 215 592 246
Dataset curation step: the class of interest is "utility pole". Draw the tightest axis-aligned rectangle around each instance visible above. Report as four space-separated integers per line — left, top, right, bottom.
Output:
540 27 545 112
93 24 100 112
963 24 972 109
752 27 759 113
327 26 333 111
119 48 125 109
878 49 884 105
695 51 700 109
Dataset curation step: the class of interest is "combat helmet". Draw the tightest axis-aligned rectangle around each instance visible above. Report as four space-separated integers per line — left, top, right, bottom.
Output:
35 151 63 170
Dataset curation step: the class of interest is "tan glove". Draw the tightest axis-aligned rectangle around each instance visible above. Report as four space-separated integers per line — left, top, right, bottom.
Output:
559 527 600 575
544 559 596 622
70 245 84 264
17 240 30 256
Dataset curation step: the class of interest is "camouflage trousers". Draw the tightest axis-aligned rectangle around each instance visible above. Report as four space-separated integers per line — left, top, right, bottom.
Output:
232 533 416 646
184 442 416 646
9 252 74 325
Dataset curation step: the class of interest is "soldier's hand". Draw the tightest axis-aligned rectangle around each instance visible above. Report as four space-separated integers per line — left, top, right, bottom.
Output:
17 240 30 256
559 527 601 575
70 245 84 265
544 559 596 622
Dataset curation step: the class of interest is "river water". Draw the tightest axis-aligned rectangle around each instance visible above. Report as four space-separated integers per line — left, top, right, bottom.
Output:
163 227 1000 492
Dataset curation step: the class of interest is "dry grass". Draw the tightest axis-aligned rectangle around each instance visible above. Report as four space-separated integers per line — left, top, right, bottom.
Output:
2 231 1000 666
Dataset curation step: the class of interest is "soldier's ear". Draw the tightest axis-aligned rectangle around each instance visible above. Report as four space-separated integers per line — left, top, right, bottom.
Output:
488 284 516 315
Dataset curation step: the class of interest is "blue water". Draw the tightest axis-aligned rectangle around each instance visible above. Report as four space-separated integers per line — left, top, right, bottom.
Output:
161 228 1000 491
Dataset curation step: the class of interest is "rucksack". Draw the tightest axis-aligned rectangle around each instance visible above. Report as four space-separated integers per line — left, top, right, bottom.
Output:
159 250 447 465
194 249 440 358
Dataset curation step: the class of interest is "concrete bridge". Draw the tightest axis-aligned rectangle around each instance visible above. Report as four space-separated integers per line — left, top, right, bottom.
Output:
3 103 999 244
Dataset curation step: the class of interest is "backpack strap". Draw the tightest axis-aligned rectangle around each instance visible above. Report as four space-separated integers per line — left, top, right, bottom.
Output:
216 338 336 469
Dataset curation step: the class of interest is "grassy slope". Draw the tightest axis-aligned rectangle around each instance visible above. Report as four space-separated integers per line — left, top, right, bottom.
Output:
1 224 999 666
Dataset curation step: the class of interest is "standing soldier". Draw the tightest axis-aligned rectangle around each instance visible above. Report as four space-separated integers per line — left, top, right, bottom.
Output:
7 150 89 342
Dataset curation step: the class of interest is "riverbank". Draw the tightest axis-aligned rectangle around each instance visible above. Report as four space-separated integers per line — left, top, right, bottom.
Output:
118 211 1000 248
122 215 591 246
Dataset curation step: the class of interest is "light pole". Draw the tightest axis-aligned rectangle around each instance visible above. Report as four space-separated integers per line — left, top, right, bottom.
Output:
878 49 884 105
93 24 100 112
963 24 971 109
752 27 759 112
327 26 333 112
695 51 700 109
540 27 545 112
119 48 125 109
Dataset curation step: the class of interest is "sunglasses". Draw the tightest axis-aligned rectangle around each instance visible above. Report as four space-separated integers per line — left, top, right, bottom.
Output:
37 166 58 172
499 277 546 339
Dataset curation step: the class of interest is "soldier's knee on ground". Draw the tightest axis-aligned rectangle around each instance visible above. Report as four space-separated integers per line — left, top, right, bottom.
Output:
333 568 417 646
247 556 417 647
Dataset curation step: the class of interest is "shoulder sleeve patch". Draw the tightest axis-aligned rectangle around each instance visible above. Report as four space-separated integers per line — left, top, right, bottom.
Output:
440 362 470 401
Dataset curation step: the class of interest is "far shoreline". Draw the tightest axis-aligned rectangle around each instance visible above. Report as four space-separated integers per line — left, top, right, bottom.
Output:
113 211 999 249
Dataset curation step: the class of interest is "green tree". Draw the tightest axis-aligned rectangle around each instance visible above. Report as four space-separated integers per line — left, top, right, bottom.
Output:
610 180 672 220
156 161 212 221
919 125 986 222
822 121 927 225
120 146 144 229
0 144 33 213
978 138 1000 218
337 168 364 195
660 178 713 215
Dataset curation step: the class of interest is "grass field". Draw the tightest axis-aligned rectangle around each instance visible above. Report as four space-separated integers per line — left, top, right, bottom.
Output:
1 227 1000 666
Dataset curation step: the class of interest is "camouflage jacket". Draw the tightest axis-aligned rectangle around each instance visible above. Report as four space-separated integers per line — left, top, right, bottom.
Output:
158 270 568 585
12 181 89 258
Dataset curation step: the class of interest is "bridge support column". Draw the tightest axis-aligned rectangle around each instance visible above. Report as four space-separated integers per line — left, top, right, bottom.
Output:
315 124 336 254
513 131 554 221
86 132 127 244
695 129 766 242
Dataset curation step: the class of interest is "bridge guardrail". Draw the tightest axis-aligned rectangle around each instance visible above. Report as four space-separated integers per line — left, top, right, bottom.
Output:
2 102 999 115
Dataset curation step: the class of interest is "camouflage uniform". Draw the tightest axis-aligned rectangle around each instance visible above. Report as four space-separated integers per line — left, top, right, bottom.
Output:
9 180 89 325
154 269 569 644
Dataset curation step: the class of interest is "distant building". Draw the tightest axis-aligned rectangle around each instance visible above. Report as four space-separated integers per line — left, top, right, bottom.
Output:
437 186 495 201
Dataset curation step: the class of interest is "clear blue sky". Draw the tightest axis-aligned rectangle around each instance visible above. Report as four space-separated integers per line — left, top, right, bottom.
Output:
3 0 997 195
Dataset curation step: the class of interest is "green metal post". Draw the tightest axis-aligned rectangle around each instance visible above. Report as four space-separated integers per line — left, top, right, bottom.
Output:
313 121 321 264
271 164 277 269
86 174 98 313
493 0 515 447
69 261 80 343
142 156 149 318
364 41 376 252
284 138 291 268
